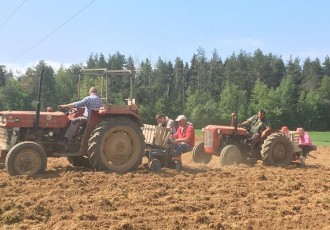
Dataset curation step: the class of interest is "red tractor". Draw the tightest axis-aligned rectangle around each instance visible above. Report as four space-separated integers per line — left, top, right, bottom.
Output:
0 69 145 176
192 113 293 166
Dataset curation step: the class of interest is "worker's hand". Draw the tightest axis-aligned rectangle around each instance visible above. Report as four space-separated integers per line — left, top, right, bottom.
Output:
167 138 175 145
58 105 64 110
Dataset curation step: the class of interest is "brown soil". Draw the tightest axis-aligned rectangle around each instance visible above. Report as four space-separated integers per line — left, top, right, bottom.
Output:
0 142 329 229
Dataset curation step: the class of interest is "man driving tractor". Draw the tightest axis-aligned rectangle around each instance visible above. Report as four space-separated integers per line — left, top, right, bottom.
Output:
240 109 271 143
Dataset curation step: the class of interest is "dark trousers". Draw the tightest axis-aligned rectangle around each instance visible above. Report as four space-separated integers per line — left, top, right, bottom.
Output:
299 145 316 157
65 117 87 141
172 142 193 158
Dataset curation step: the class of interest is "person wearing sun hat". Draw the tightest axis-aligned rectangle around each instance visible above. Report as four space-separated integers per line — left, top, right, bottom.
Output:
170 115 195 170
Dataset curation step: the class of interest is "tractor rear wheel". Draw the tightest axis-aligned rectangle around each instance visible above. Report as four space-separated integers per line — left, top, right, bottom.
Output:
219 145 241 166
5 141 47 176
192 142 212 164
261 133 293 166
88 117 145 173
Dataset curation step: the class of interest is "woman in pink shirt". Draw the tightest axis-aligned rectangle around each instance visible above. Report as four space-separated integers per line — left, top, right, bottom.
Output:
296 127 317 157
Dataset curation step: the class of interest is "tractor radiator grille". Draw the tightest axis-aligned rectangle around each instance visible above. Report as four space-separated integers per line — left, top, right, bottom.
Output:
0 127 13 151
204 129 213 147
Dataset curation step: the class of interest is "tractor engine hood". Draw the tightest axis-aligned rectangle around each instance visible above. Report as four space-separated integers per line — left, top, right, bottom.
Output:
204 125 248 136
0 111 69 128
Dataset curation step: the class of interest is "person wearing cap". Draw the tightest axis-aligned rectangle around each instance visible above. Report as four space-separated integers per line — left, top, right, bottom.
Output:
155 112 176 134
170 115 195 168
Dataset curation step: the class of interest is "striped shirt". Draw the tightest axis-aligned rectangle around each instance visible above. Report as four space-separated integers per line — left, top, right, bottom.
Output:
74 93 104 117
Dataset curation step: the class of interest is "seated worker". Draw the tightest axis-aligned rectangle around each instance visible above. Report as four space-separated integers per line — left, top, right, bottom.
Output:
281 126 289 137
240 109 272 140
170 115 195 170
155 112 177 134
296 127 317 157
59 87 104 144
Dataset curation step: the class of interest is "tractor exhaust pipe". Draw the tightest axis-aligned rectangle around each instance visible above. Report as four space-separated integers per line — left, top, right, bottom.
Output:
232 96 239 142
34 69 44 128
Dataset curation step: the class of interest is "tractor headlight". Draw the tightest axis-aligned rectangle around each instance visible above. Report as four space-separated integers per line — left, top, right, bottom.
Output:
217 128 221 135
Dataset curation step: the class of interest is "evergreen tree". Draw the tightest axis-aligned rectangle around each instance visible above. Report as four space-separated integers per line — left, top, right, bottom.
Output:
286 56 302 85
0 65 6 86
218 82 248 125
301 58 323 90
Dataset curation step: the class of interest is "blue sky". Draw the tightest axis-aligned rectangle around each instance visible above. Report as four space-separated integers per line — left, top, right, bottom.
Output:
1 0 329 75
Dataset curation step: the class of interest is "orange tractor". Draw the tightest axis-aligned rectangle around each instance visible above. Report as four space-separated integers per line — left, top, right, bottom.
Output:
192 113 293 166
0 69 145 175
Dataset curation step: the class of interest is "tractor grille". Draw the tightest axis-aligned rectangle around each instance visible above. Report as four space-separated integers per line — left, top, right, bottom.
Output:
0 127 13 151
204 129 213 147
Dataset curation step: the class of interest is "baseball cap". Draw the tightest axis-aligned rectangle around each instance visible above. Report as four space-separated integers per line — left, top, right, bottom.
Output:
175 115 186 121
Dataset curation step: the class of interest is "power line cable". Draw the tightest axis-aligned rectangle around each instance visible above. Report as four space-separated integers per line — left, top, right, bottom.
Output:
0 0 26 30
11 0 96 62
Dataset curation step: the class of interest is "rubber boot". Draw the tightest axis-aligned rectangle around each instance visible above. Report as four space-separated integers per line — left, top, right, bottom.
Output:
175 160 182 171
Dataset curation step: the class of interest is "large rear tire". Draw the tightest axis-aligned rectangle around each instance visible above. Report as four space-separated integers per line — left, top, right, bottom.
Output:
5 141 47 176
192 142 212 164
219 145 241 166
261 133 293 166
88 117 145 173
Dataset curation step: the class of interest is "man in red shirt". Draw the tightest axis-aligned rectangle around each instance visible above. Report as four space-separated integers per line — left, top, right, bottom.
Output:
171 115 195 169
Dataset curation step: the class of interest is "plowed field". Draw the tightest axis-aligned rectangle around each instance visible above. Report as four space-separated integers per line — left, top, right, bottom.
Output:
0 144 329 230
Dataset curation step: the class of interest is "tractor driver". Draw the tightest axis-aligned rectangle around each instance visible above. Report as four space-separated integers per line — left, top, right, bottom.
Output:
240 110 271 140
58 87 104 144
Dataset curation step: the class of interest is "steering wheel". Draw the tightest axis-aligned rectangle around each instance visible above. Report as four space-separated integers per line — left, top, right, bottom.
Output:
238 123 250 130
67 108 78 115
58 106 78 115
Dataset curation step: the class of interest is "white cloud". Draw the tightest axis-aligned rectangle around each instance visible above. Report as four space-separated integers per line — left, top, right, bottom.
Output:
280 49 330 63
3 60 73 77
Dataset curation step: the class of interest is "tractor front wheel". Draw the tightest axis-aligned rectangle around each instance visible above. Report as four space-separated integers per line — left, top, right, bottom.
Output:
5 141 47 176
219 145 241 166
149 158 162 172
192 142 212 164
88 117 145 173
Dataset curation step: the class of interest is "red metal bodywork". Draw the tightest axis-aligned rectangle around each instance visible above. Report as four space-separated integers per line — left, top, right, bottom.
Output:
0 111 69 128
0 105 143 158
203 125 248 154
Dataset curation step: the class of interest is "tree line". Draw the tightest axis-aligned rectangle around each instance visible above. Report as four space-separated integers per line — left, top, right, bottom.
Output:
1 48 330 131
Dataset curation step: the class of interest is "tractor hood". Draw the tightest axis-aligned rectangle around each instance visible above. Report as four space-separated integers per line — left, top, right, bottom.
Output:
0 111 69 128
204 125 248 136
